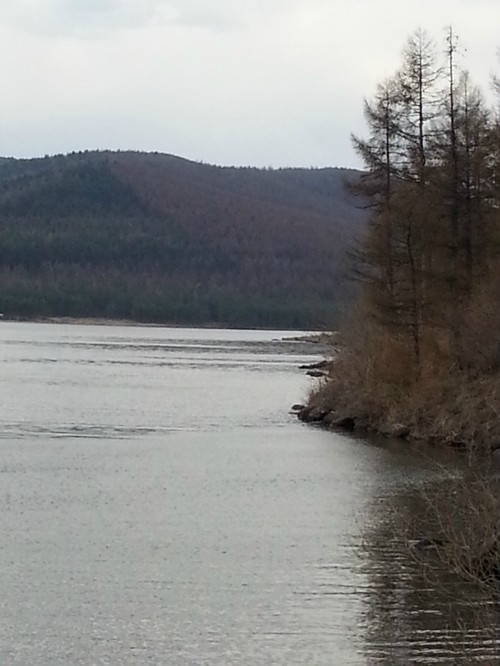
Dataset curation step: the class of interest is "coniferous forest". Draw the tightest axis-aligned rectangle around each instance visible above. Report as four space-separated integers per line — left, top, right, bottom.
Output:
307 28 500 450
0 151 363 329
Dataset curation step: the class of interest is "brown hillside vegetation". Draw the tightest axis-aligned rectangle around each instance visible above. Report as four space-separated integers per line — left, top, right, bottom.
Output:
0 151 364 328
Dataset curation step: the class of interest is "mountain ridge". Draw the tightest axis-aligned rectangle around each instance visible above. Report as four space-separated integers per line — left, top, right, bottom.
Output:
0 150 365 328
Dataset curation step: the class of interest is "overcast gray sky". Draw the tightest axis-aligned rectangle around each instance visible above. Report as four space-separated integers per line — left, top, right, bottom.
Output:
0 0 497 168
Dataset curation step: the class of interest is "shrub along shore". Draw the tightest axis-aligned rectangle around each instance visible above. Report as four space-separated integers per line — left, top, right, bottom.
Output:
296 334 500 451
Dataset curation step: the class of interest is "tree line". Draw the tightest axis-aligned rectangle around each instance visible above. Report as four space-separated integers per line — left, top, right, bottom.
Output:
352 28 500 381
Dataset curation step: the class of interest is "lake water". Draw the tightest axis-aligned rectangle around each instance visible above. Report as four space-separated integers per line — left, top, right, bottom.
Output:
0 322 498 665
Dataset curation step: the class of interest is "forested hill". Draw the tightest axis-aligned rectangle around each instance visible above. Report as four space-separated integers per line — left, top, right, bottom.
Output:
0 150 364 328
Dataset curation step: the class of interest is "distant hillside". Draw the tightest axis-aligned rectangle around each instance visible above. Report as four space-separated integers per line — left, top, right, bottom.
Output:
0 151 365 328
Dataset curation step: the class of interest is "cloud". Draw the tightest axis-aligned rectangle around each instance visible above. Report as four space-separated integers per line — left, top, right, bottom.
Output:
169 0 303 30
0 0 170 38
0 0 496 168
0 0 303 38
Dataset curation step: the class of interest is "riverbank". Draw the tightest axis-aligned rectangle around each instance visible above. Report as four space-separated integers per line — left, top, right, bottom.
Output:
297 336 500 451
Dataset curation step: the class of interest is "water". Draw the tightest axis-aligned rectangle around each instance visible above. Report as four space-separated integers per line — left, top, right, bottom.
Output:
0 322 497 665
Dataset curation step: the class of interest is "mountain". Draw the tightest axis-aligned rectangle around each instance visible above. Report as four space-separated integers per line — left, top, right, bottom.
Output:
0 150 365 328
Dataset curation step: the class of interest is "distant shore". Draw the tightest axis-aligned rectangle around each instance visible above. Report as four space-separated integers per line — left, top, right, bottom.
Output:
2 316 323 334
3 316 167 328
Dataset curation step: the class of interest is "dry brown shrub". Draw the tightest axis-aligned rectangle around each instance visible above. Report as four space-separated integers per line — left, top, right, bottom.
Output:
310 306 500 449
408 460 500 594
458 279 500 375
310 316 415 425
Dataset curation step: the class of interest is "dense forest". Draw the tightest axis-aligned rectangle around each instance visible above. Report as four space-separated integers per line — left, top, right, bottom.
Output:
307 28 500 450
0 151 364 328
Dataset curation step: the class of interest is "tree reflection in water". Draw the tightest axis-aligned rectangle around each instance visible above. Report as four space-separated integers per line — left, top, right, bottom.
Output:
359 460 500 664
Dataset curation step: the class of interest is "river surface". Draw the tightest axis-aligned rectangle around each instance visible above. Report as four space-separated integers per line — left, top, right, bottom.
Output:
0 322 498 665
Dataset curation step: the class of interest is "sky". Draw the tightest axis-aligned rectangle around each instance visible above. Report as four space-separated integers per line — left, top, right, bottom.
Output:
0 0 498 169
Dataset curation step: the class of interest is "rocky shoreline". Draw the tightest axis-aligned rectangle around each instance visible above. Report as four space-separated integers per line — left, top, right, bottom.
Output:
291 354 500 451
291 351 413 441
292 401 410 439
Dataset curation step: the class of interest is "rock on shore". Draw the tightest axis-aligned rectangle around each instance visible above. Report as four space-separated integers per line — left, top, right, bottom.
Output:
295 403 409 439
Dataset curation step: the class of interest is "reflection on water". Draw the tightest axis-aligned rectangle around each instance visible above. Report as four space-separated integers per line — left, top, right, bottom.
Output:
0 322 498 664
360 447 500 664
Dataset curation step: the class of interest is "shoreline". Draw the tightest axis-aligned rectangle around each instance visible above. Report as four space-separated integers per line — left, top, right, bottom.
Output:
295 351 500 452
1 316 323 333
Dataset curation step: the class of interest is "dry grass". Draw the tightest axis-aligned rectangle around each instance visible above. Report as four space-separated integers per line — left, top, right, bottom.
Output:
309 313 500 450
